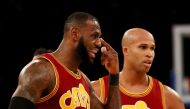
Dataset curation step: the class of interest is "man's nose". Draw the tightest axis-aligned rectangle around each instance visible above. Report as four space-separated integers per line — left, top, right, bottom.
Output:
95 38 102 47
146 50 154 58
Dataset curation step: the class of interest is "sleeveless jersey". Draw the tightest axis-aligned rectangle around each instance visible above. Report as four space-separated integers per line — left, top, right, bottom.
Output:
99 75 166 109
34 53 90 109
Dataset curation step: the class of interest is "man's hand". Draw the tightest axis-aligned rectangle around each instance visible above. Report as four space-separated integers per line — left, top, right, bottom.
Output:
100 38 119 75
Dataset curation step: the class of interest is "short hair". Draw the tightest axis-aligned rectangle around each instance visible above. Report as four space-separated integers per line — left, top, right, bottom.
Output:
63 12 98 32
33 47 53 56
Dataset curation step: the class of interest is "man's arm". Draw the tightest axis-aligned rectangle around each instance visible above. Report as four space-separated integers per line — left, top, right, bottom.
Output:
83 76 104 109
104 74 120 109
164 85 185 109
90 38 121 109
83 74 120 109
8 59 55 109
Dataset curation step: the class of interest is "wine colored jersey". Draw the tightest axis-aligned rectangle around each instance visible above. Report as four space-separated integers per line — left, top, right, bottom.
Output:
99 75 166 109
34 53 90 109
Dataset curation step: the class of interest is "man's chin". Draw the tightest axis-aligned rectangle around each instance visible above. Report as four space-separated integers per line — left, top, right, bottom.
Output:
144 67 151 73
81 56 94 65
88 58 94 64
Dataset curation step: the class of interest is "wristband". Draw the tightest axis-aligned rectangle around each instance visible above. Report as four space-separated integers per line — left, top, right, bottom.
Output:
8 96 35 109
109 74 119 86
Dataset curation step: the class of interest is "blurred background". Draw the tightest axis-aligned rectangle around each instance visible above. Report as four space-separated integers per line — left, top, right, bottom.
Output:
1 0 190 108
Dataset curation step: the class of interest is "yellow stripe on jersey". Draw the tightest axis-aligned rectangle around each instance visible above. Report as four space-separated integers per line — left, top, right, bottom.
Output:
35 56 59 103
119 76 153 97
50 54 81 79
159 82 166 109
99 78 105 103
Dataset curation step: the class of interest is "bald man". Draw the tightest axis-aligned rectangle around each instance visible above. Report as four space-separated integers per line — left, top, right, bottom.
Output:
92 28 185 109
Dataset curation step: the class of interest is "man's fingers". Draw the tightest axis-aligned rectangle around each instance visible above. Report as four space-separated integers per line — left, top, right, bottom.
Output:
101 46 107 65
100 38 117 55
101 46 107 54
100 38 112 50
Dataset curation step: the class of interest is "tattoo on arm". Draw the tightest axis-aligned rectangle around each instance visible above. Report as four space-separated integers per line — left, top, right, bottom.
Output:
12 59 54 103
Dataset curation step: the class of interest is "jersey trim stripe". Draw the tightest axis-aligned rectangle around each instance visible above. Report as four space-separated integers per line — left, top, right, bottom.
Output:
34 55 59 103
119 76 153 97
50 54 82 79
159 82 166 109
99 77 105 103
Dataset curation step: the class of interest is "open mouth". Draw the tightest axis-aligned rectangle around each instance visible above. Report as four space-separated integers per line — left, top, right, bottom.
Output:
89 49 99 59
89 52 96 59
143 60 152 66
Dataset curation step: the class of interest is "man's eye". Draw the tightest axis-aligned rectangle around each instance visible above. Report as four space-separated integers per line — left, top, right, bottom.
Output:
92 35 100 39
151 47 155 50
140 46 146 49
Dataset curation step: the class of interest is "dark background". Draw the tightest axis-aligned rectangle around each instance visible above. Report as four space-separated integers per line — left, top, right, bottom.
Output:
1 0 190 108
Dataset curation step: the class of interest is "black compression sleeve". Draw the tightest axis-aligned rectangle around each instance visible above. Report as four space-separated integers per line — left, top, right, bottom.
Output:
109 74 119 86
8 97 35 109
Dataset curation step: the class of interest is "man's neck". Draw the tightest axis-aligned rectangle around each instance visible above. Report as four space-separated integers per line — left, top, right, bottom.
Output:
120 68 148 86
52 48 81 73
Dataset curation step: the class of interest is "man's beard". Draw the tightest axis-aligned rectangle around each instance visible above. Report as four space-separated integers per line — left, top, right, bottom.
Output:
77 38 105 79
76 38 92 65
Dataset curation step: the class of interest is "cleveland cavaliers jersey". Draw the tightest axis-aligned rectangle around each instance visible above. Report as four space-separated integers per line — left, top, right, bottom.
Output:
34 53 90 109
99 75 166 109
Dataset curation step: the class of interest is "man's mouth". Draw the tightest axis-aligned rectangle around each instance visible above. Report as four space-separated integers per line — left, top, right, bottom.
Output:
143 60 152 66
89 52 96 59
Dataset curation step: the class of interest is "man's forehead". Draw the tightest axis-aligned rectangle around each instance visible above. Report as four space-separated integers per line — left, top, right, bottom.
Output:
86 19 100 28
93 20 100 26
85 20 101 34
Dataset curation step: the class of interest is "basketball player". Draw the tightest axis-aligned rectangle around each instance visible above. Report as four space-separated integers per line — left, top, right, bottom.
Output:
92 28 185 109
8 12 121 109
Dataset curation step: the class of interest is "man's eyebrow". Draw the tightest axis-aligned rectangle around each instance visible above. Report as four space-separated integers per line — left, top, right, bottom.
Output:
92 32 101 36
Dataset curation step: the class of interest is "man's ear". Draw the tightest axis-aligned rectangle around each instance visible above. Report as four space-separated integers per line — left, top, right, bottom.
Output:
70 26 80 41
122 47 128 55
